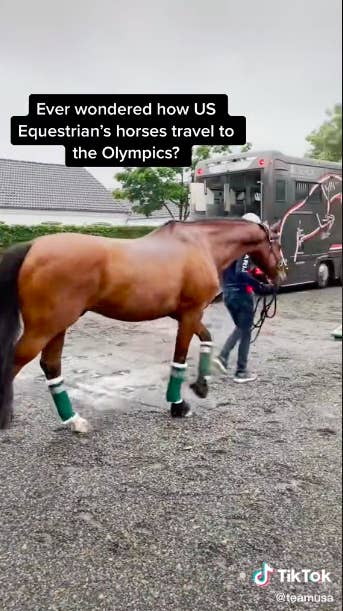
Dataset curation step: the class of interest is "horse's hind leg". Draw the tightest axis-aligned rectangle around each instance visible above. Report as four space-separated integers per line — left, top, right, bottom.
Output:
190 322 213 399
14 333 49 378
11 332 52 424
40 332 90 433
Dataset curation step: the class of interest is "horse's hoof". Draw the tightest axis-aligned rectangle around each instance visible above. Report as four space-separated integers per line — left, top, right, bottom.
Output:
190 378 209 399
70 416 91 434
170 400 192 418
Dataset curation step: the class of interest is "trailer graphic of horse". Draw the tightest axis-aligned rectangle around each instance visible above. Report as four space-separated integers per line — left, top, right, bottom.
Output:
279 174 342 263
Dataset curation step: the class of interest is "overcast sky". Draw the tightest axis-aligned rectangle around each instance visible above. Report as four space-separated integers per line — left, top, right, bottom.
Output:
1 0 341 188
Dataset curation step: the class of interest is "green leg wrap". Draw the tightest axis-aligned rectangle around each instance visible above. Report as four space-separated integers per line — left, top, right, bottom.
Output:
198 342 213 377
47 377 78 424
166 363 187 403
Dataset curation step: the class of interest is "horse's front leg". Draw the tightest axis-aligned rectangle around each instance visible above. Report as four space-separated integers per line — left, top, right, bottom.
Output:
167 311 201 418
190 322 213 399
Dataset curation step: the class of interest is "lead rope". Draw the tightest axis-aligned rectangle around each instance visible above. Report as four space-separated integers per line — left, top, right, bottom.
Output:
250 289 278 344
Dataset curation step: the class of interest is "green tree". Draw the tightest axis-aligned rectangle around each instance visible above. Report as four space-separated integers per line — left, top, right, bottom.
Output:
114 166 190 220
305 104 342 162
192 144 232 168
240 141 253 153
114 144 251 220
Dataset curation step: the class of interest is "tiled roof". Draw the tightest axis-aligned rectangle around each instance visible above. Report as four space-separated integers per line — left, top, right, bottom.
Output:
128 202 181 220
0 158 129 213
0 158 184 221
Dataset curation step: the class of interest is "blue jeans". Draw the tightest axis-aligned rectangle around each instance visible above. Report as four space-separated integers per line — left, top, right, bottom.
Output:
220 290 255 373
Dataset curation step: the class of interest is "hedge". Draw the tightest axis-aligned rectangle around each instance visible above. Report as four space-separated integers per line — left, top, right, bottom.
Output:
0 222 153 249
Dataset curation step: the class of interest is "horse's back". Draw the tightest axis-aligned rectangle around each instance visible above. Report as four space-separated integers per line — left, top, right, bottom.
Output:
17 227 220 326
31 231 128 251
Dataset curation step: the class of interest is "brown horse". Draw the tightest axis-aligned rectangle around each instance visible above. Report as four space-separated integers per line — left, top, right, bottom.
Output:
0 218 287 432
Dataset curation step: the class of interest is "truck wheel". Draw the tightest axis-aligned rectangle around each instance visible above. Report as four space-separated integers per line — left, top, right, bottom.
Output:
317 262 330 289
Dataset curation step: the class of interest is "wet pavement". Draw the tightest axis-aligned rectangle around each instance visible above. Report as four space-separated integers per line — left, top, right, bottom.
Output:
0 287 341 610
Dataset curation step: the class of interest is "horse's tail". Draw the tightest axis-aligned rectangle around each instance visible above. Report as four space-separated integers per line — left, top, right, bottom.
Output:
0 243 32 429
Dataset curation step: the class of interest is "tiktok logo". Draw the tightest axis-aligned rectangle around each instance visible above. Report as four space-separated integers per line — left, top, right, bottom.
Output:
251 562 332 587
252 562 275 587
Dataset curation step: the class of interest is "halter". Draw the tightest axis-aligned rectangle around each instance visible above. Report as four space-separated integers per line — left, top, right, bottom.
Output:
260 222 288 276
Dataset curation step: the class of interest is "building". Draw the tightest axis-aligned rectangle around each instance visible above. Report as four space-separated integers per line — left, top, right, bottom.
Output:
0 158 180 227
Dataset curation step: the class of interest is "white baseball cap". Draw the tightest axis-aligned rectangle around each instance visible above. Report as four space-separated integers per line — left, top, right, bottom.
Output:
242 212 262 224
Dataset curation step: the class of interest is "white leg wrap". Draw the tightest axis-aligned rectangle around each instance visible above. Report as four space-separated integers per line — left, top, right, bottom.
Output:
63 413 80 425
200 341 214 353
46 376 64 387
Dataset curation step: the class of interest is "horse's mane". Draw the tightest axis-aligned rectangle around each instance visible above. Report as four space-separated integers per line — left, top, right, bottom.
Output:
160 218 250 230
155 218 272 244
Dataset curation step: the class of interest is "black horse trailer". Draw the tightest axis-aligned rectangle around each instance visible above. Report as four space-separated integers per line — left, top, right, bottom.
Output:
190 150 342 288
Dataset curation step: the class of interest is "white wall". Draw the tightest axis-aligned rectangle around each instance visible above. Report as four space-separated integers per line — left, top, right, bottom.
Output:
0 208 168 227
127 217 166 226
0 208 129 226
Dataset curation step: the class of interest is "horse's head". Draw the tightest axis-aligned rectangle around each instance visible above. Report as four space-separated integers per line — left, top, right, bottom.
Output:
250 220 288 285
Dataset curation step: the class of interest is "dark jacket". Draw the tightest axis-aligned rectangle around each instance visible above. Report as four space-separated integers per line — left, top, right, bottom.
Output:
221 255 274 296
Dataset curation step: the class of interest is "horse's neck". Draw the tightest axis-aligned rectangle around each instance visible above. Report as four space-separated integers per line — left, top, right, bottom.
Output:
204 226 256 271
168 220 262 271
214 242 251 271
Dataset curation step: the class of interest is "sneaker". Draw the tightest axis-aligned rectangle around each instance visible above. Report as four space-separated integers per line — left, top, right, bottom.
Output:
234 371 257 383
212 356 228 374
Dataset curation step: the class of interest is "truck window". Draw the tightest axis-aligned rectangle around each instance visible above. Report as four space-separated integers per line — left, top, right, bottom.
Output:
295 181 310 198
275 180 286 202
295 181 322 204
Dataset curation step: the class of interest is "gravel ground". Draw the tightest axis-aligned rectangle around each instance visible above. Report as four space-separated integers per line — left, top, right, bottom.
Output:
0 287 342 611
